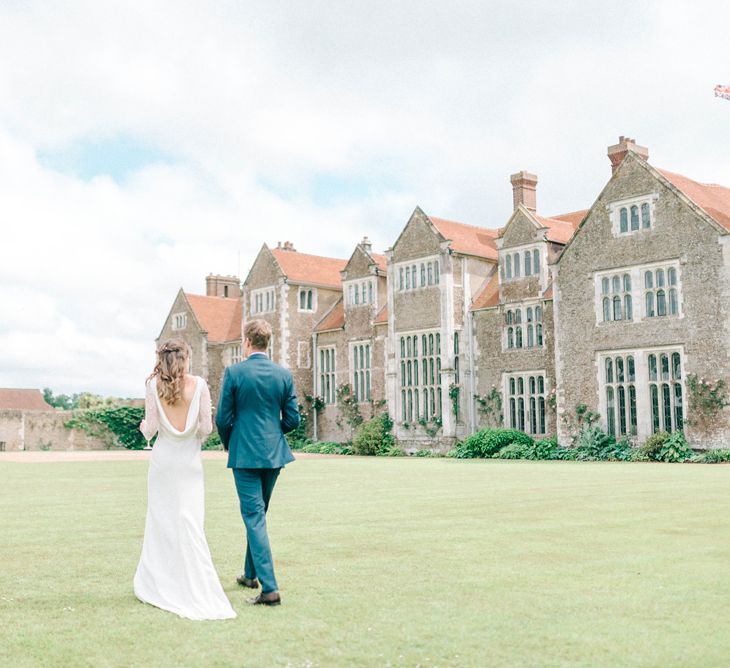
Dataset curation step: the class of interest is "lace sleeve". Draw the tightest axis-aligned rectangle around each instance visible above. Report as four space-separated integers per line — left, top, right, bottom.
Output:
140 381 159 443
198 379 213 438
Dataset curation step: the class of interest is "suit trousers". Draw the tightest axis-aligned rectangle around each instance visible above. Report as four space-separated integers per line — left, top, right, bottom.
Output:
232 467 281 593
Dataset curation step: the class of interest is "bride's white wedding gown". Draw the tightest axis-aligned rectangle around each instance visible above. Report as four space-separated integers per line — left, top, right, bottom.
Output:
133 376 236 620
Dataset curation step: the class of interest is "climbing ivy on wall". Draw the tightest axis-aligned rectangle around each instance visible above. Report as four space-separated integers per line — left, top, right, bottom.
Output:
65 406 148 450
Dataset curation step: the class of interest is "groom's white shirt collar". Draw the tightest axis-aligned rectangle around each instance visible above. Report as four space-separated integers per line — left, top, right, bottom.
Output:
248 352 268 358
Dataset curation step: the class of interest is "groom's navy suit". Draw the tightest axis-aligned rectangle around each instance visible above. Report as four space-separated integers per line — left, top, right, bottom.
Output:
216 352 299 594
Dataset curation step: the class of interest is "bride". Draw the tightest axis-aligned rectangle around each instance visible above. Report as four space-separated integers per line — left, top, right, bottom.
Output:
133 339 236 620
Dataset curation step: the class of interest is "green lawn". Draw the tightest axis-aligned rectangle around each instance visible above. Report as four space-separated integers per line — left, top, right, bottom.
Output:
2 457 730 667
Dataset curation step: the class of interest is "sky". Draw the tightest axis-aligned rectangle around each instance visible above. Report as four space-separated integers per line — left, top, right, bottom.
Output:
0 0 728 398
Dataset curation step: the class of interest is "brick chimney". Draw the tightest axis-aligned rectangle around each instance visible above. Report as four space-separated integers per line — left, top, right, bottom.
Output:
206 273 241 299
277 241 296 252
360 236 372 253
607 136 649 174
510 171 538 212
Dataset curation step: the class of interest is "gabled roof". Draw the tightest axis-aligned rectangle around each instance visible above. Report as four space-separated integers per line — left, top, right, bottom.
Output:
657 169 730 231
314 298 345 332
271 247 347 289
374 304 388 325
534 210 587 244
0 389 54 411
185 294 242 343
430 216 500 260
371 253 387 272
470 273 500 311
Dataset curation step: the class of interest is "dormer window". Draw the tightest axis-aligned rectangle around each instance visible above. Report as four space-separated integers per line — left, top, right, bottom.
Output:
609 194 657 236
172 313 187 330
346 279 376 307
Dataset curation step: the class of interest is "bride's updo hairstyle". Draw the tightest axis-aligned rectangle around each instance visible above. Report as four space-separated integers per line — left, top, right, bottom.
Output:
148 339 190 405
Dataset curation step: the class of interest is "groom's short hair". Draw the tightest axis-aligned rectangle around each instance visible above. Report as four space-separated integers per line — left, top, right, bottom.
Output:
244 319 272 351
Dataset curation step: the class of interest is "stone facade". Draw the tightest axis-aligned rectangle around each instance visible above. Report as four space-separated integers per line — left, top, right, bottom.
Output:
0 409 107 451
157 136 730 451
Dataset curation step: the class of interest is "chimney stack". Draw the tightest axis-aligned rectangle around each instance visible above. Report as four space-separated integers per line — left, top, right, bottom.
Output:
510 171 538 212
607 136 649 174
360 236 372 253
277 241 297 252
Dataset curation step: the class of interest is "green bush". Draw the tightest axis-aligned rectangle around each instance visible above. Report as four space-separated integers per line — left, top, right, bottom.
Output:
528 437 560 460
414 449 435 457
639 431 670 460
449 428 534 459
352 413 394 456
65 406 147 450
383 445 405 457
696 448 730 463
202 432 223 450
493 442 532 459
317 442 342 455
656 431 694 463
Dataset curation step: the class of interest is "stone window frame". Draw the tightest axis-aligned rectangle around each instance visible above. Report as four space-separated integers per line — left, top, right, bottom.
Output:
317 346 337 404
503 301 544 351
297 340 311 369
250 287 277 315
172 312 187 330
501 243 543 282
345 278 376 308
398 329 442 423
230 344 242 365
593 259 683 325
607 193 658 237
396 256 440 292
503 370 547 435
596 345 685 440
350 340 372 402
298 287 317 312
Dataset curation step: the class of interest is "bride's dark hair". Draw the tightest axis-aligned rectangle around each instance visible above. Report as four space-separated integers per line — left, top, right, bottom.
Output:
148 339 189 404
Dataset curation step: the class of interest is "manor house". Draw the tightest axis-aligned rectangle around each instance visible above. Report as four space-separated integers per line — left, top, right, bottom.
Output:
161 137 730 450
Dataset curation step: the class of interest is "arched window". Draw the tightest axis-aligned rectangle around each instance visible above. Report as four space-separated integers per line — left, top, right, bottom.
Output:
514 253 521 278
434 261 440 284
515 309 522 324
354 283 360 304
602 277 609 294
527 325 534 348
656 269 665 287
623 274 631 292
506 255 512 278
533 249 540 274
630 205 639 231
420 264 426 286
645 292 655 317
603 297 611 321
515 327 523 348
624 294 632 320
669 289 678 315
657 289 666 316
427 263 433 284
507 310 513 325
620 207 628 233
524 251 532 276
606 387 616 436
399 268 404 290
405 266 411 290
605 357 613 383
645 271 653 289
612 276 621 293
536 324 543 346
641 202 651 228
613 296 622 320
535 306 542 322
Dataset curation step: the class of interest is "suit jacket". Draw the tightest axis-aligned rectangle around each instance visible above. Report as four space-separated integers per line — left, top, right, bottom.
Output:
215 354 299 469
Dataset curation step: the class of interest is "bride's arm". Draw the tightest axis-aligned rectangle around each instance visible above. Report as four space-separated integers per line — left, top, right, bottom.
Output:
198 380 213 438
140 382 159 443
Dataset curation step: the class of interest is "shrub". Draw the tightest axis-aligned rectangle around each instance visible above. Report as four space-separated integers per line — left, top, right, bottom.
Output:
449 428 534 459
493 442 532 459
302 442 323 454
383 445 406 457
696 448 730 463
655 431 694 463
639 431 670 460
529 437 560 460
352 413 394 456
317 442 342 455
202 433 223 450
414 448 434 457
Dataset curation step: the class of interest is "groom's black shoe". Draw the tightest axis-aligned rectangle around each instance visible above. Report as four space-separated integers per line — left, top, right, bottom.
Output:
248 591 281 606
236 575 259 589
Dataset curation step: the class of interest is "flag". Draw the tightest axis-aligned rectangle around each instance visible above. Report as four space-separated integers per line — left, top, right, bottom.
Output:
715 84 730 100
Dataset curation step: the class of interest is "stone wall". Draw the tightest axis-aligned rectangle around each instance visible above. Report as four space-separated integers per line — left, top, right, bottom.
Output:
0 410 111 451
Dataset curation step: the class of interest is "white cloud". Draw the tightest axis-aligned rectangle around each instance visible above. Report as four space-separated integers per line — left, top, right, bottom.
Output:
0 0 729 395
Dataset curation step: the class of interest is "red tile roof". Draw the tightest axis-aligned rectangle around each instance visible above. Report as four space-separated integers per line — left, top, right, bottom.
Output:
470 274 500 310
0 389 54 411
374 304 388 324
314 298 345 332
185 294 242 343
430 216 500 260
658 169 730 231
271 248 347 289
371 253 387 272
534 210 587 244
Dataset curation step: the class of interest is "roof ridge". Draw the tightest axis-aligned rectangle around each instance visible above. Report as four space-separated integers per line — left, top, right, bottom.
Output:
430 214 500 235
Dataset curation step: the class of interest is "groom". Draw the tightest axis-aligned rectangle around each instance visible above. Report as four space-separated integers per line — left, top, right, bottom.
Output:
216 318 299 606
